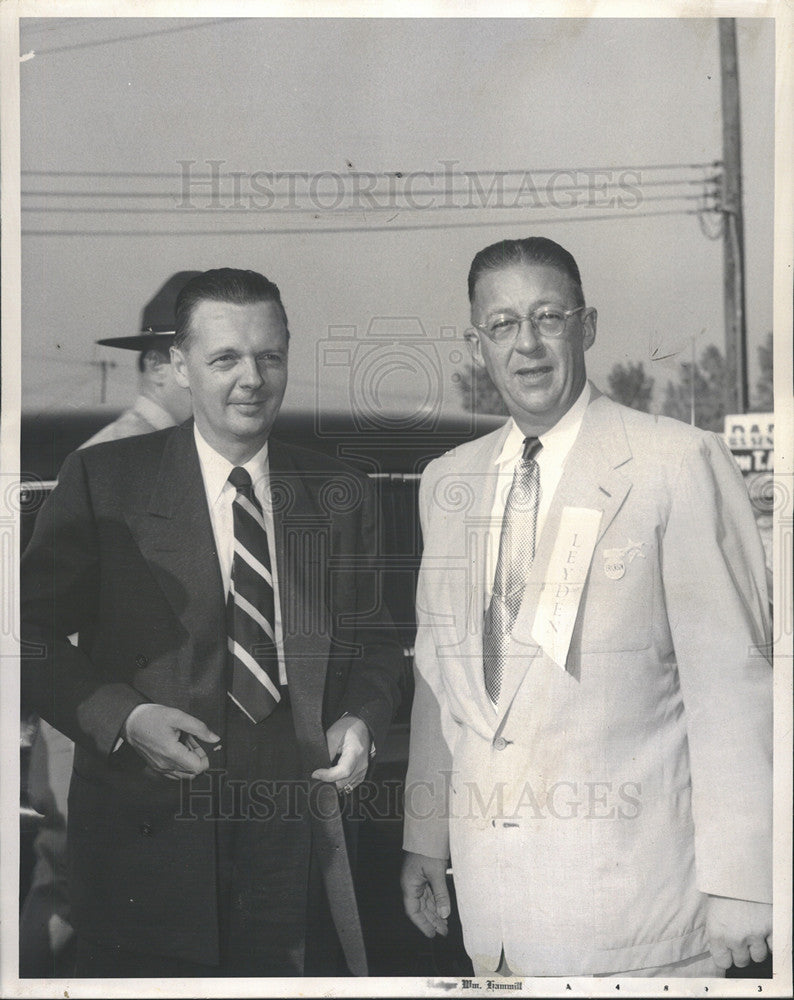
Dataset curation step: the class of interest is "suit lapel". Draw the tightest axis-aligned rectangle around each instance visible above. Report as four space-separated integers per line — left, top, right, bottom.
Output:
122 423 226 727
126 423 224 649
495 394 634 724
435 425 509 723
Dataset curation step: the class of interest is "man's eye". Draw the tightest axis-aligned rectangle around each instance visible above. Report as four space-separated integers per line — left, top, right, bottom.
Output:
490 318 516 332
536 310 563 323
211 354 235 365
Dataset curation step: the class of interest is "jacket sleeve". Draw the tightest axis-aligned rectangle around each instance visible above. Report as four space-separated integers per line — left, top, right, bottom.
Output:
21 450 148 756
402 463 458 861
334 475 403 754
661 432 772 903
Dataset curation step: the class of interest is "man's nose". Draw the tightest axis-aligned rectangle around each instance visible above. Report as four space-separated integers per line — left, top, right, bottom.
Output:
513 317 543 353
238 357 265 387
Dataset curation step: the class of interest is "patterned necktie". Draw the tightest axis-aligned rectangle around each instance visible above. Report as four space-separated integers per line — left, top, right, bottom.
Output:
227 466 281 723
483 436 543 704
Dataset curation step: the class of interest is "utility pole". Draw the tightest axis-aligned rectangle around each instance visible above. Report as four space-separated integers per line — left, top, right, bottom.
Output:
719 18 749 414
91 359 116 403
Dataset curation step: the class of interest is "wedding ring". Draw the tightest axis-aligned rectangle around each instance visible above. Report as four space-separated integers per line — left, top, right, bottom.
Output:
343 783 354 795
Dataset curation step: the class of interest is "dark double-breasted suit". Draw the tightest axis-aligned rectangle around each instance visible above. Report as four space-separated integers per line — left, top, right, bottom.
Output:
21 421 402 972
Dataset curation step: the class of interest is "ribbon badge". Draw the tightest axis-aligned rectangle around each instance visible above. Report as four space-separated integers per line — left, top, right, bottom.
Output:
603 539 647 580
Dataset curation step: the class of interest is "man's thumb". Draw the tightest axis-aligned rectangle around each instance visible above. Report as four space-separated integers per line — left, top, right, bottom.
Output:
173 710 220 743
428 868 451 919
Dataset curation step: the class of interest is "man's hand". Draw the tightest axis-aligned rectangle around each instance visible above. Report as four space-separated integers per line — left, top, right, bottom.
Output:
122 704 220 780
401 851 450 938
312 714 370 792
706 896 772 969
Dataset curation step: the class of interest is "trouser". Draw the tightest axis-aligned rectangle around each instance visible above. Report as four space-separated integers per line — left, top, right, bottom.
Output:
75 698 342 978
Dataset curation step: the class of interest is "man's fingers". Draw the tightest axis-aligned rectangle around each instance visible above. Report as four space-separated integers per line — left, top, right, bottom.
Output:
145 739 209 777
170 710 220 745
157 740 206 774
404 897 436 938
426 866 451 921
705 897 772 971
400 853 451 940
184 734 209 764
181 733 209 765
422 884 449 936
709 943 733 971
312 742 358 784
403 883 441 939
123 703 219 778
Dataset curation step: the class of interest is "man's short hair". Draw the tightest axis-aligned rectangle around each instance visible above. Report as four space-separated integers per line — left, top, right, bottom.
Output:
173 268 289 349
468 237 585 306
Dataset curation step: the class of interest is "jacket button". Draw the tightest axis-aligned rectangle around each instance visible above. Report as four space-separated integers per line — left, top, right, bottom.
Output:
135 654 148 668
139 823 153 837
493 736 508 751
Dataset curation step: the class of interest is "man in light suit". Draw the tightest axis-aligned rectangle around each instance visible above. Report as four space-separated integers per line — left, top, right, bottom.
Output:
22 268 402 977
401 237 772 978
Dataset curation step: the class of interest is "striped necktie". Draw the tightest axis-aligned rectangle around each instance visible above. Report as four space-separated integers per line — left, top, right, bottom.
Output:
226 466 281 723
483 436 542 704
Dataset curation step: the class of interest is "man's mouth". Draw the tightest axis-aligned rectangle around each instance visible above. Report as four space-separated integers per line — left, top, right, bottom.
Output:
513 364 553 380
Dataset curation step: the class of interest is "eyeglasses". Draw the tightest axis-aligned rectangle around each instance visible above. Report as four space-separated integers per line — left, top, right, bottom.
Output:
471 305 588 344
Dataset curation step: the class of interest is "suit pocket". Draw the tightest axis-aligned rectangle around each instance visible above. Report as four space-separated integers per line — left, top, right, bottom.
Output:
575 540 656 653
592 784 703 951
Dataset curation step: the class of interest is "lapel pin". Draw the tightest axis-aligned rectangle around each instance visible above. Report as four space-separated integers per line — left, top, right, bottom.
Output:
603 539 646 579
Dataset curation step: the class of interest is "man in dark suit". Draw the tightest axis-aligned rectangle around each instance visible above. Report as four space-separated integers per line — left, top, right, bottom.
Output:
21 268 402 977
20 269 198 979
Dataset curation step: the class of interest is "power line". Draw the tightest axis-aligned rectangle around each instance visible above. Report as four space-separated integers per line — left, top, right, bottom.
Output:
21 197 715 217
23 181 719 200
21 207 703 238
21 161 721 180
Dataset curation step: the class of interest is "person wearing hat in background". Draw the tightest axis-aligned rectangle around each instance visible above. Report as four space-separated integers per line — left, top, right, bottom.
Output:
81 271 199 447
19 271 199 977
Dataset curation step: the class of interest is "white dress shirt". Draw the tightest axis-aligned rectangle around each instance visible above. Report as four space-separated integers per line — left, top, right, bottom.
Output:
193 425 287 686
485 381 591 602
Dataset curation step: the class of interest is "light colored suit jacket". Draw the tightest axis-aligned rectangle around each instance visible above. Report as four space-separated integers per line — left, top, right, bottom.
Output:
403 389 772 976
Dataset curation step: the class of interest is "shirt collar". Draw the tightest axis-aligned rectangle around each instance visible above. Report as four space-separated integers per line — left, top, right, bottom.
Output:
193 423 270 506
132 395 176 431
495 381 592 467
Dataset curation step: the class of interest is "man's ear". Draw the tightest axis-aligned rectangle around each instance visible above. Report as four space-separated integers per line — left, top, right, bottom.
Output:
170 344 190 388
582 307 597 352
464 329 486 368
142 350 169 383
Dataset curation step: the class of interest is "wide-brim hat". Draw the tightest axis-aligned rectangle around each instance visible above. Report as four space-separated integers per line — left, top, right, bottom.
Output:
96 270 203 351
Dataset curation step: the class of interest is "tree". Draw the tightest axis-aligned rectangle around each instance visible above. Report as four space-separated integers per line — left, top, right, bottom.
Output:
752 331 773 411
606 361 654 412
662 343 726 431
454 363 509 416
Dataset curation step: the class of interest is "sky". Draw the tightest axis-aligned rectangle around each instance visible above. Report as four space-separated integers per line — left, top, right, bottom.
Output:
17 14 776 422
